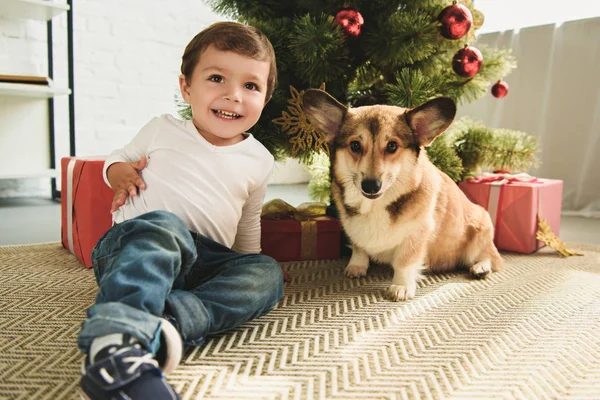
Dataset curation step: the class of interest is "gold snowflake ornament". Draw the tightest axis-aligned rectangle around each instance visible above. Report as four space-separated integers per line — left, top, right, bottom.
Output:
536 215 583 257
272 84 328 158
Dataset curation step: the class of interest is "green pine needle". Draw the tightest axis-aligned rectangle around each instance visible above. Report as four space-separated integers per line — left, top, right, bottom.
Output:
289 13 349 88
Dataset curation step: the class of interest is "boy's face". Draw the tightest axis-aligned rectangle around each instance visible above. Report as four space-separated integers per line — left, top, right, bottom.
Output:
179 45 270 146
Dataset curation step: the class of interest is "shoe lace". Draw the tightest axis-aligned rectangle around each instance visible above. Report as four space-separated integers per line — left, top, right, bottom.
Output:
99 344 159 384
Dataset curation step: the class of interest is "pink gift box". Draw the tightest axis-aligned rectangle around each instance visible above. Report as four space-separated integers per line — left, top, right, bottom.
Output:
459 178 563 254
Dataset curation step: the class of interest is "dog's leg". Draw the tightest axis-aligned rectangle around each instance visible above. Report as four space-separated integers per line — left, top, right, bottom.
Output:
389 234 427 301
470 260 492 279
345 245 370 278
389 264 422 301
469 247 503 279
465 213 503 279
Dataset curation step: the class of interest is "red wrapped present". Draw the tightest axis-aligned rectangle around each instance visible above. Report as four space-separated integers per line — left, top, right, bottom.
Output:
459 173 563 254
260 199 342 262
61 157 113 268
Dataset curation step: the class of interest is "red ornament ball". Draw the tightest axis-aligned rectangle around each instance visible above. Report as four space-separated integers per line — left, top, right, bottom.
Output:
438 2 473 40
491 80 509 98
335 7 364 37
452 45 483 77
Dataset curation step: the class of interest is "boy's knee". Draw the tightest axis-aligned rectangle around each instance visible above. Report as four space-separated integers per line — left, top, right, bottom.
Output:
255 255 284 295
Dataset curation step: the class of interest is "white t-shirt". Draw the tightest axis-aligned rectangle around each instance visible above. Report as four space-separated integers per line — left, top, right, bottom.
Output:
103 114 274 254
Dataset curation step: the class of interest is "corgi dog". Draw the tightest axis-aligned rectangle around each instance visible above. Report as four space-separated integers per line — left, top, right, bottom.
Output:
302 89 503 301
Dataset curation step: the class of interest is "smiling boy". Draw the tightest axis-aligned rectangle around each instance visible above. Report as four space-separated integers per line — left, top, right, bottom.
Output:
77 22 282 400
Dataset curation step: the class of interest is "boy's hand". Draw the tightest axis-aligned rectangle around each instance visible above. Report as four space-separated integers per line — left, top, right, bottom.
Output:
106 157 147 212
281 267 292 284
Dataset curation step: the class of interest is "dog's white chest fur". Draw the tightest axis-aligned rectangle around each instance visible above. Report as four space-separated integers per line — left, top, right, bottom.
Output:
342 195 419 263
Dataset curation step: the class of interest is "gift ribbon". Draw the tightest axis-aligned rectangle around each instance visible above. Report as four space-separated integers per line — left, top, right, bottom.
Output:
300 220 319 260
261 199 329 260
66 158 78 254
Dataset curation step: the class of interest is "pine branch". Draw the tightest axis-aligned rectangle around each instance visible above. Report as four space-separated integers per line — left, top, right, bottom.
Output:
288 13 350 92
448 118 540 178
205 0 288 19
475 45 517 82
486 128 540 173
175 92 192 121
385 68 443 108
364 9 440 69
349 61 383 92
426 134 464 182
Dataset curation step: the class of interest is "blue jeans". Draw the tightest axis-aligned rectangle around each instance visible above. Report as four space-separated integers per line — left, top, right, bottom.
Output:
77 210 284 355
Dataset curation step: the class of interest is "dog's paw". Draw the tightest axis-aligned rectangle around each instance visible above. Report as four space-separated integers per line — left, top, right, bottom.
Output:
388 284 416 302
345 264 368 278
470 260 492 280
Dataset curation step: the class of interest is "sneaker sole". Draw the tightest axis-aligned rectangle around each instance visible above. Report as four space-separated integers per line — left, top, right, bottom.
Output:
159 317 183 375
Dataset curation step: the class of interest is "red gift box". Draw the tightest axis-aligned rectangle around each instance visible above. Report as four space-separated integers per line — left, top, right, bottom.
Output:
61 157 113 268
459 174 563 254
261 217 342 262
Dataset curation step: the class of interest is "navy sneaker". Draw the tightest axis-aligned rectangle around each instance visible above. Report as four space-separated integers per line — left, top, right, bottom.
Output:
79 334 179 400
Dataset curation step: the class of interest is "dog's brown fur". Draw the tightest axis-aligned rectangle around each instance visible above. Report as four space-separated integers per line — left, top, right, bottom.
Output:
303 89 503 301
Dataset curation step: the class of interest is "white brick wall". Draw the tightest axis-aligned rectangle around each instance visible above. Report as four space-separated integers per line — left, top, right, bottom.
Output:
62 0 222 157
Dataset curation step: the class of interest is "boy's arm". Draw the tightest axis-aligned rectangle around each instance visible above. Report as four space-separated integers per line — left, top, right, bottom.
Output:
103 117 159 211
231 178 268 255
233 179 291 284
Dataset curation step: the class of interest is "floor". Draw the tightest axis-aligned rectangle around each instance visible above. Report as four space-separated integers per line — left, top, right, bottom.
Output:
0 183 598 246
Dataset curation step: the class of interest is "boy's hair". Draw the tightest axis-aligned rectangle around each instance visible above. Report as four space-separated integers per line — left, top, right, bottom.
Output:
181 21 278 101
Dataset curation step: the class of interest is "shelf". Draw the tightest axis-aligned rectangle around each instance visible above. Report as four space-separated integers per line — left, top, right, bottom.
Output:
0 169 58 180
1 0 70 21
0 82 71 98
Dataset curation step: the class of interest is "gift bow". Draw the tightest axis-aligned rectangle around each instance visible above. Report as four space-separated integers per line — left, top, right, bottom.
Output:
261 199 330 260
466 172 539 185
261 199 329 221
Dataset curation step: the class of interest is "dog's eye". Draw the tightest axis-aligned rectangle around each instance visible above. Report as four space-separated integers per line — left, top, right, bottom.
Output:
386 142 398 153
349 141 362 153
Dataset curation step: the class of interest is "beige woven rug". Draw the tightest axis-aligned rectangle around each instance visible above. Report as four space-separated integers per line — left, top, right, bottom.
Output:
1 243 600 400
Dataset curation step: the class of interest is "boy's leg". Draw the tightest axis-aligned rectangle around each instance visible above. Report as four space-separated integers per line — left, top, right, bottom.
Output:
165 234 284 346
78 210 197 355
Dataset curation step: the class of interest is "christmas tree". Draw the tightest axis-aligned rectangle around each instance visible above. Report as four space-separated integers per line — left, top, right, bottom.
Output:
181 0 539 202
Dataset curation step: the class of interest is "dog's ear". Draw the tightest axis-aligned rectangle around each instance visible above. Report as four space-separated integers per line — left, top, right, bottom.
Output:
405 97 456 146
302 89 348 142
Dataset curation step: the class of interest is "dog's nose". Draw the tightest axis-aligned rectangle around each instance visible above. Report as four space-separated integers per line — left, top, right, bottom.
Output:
361 179 382 194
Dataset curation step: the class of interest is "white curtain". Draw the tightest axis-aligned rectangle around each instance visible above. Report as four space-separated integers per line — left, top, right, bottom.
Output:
457 17 600 218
